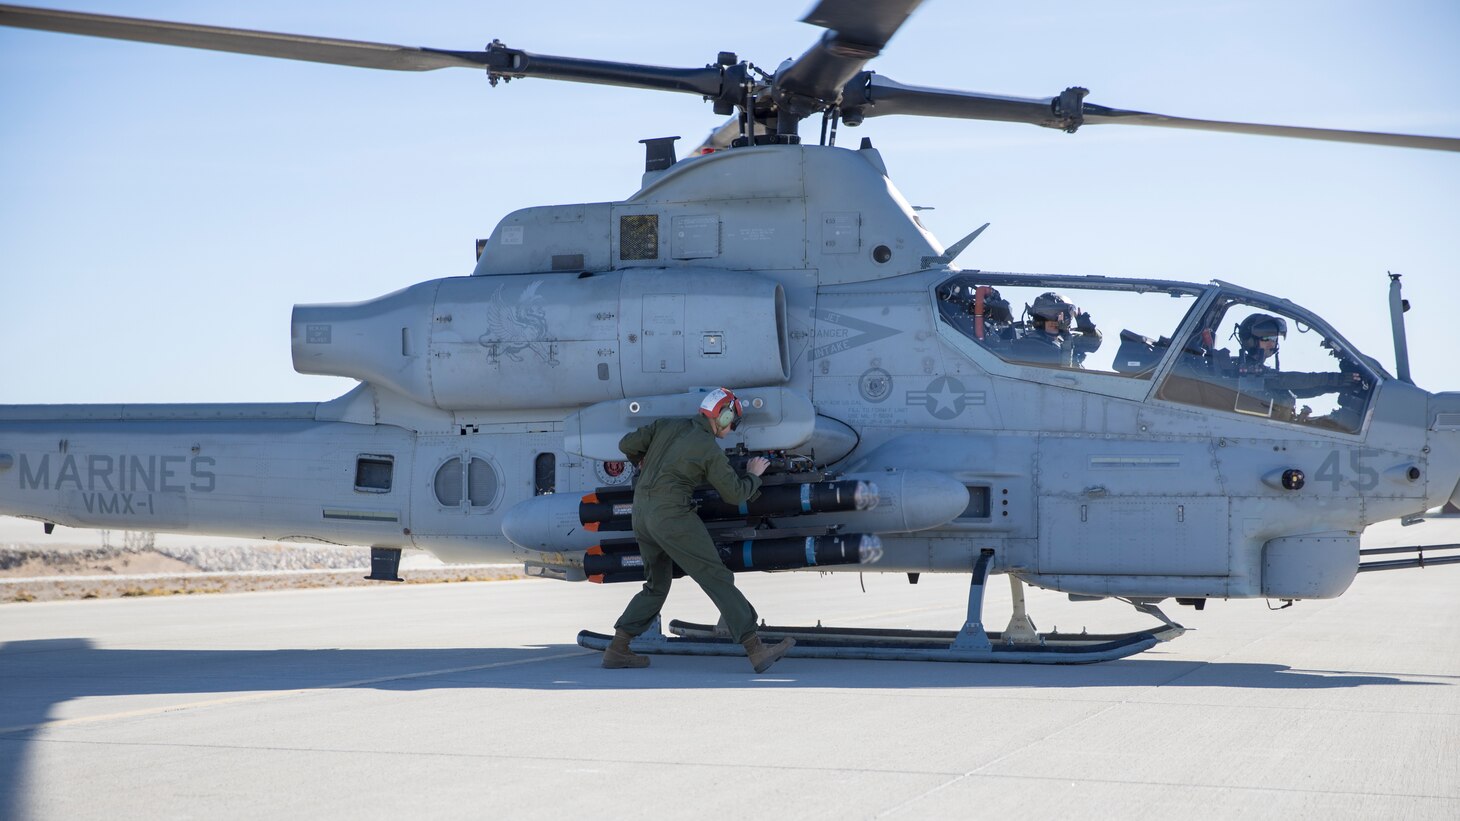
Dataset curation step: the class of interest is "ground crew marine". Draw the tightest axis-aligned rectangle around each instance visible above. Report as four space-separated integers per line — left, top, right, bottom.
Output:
601 388 795 673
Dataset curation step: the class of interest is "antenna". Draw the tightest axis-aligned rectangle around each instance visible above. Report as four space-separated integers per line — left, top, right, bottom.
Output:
1388 272 1413 384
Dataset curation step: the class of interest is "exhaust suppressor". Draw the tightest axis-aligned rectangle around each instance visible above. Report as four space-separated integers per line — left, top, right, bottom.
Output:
291 270 788 410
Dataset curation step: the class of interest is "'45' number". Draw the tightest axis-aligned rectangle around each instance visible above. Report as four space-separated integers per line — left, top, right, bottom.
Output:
1315 448 1379 492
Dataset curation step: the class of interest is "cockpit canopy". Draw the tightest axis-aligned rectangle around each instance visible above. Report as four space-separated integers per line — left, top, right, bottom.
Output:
934 273 1381 434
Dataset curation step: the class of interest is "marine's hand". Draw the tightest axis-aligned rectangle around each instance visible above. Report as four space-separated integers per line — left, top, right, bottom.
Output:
1076 310 1097 333
746 456 770 476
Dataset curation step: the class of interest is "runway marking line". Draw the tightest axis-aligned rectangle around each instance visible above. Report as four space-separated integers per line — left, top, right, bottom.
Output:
0 649 592 736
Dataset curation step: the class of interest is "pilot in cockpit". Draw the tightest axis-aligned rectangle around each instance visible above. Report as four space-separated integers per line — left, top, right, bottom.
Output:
1171 312 1365 422
1233 313 1368 420
1233 313 1286 374
1010 291 1102 368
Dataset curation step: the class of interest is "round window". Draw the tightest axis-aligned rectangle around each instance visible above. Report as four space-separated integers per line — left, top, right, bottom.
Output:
433 458 463 506
468 457 499 507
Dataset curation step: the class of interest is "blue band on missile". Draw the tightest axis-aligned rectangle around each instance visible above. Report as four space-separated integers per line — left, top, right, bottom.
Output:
805 537 816 566
739 502 748 515
743 540 754 568
800 484 812 512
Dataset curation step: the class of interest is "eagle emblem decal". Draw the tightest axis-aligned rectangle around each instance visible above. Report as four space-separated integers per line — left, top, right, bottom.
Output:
481 280 558 366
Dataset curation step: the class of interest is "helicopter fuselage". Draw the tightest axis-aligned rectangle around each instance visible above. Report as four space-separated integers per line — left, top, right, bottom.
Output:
2 144 1456 603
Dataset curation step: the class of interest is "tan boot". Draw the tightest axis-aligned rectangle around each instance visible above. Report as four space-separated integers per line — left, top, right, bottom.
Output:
602 629 650 669
741 633 795 674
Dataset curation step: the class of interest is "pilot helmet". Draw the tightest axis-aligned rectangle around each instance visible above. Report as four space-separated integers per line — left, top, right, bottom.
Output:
699 387 743 431
1028 292 1076 332
1238 313 1287 358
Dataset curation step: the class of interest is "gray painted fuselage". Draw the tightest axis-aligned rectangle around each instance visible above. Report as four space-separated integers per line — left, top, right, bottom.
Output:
3 145 1456 602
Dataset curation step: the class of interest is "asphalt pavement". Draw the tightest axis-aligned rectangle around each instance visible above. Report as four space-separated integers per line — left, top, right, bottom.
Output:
1 526 1457 820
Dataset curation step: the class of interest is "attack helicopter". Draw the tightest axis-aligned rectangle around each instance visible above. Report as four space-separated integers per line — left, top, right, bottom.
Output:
1 1 1458 663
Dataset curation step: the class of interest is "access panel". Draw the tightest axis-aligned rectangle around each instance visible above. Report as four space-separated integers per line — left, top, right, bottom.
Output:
641 293 685 373
1037 496 1229 576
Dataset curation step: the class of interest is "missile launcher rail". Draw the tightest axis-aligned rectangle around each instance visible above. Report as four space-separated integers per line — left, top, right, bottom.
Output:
502 469 967 555
578 549 1186 665
583 533 883 583
580 477 878 533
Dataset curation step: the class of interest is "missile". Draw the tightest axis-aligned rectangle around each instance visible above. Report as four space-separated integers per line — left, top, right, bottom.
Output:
500 469 968 552
579 479 878 531
583 533 884 583
787 469 971 534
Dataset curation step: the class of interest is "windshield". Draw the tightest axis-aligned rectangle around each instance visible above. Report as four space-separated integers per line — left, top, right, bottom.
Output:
935 274 1202 378
1154 292 1380 434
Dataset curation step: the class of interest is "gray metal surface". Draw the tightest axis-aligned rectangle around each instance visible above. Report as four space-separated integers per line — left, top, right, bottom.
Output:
1 553 1457 820
2 1 1459 663
2 142 1457 601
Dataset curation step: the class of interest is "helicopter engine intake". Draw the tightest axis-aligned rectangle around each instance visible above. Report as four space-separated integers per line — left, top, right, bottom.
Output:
291 269 789 410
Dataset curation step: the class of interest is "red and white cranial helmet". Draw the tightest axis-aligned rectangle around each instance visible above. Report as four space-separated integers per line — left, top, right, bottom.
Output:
699 387 743 431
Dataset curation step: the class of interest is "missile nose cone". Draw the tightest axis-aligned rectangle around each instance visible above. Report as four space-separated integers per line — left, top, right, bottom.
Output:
857 533 884 564
853 481 880 511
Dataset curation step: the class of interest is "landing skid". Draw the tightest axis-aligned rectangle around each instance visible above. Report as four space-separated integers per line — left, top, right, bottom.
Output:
577 549 1186 665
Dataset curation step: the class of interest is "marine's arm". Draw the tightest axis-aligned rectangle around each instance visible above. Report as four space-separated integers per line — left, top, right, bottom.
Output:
618 421 658 464
699 439 762 505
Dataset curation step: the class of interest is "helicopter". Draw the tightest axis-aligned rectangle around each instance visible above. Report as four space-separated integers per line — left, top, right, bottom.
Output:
1 1 1458 663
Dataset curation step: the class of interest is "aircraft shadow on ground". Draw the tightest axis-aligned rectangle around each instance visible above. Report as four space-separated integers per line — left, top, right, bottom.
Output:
0 637 1447 818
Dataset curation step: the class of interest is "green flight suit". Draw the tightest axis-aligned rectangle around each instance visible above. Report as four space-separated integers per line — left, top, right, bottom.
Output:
613 415 763 642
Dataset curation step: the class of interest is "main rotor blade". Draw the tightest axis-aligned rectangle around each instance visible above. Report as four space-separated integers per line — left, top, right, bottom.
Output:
1081 105 1460 153
801 0 924 47
848 75 1082 128
848 74 1460 153
0 4 728 98
773 0 922 112
0 3 479 71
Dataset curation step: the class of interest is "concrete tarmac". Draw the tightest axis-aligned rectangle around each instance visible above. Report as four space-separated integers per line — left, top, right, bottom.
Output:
2 530 1458 819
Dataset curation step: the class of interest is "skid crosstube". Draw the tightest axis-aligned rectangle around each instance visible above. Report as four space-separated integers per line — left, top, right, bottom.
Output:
576 548 1185 664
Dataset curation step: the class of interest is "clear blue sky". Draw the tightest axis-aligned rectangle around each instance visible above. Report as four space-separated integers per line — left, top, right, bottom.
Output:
2 0 1458 405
